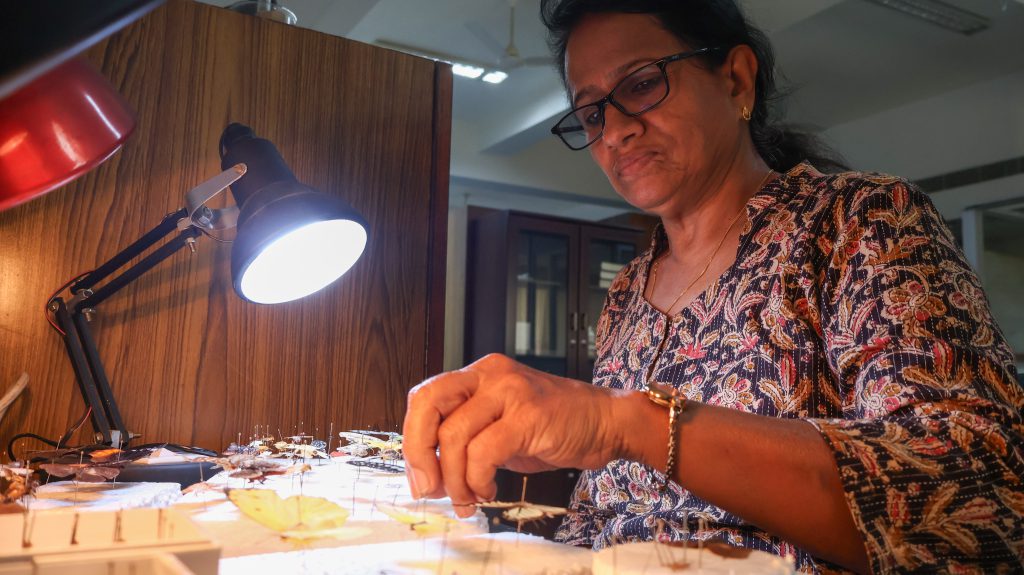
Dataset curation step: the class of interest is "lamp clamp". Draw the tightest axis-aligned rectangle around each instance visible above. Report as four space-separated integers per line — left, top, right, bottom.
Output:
66 288 94 311
178 163 246 232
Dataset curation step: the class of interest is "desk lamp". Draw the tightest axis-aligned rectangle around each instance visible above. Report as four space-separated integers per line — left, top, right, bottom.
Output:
47 123 369 450
0 0 165 210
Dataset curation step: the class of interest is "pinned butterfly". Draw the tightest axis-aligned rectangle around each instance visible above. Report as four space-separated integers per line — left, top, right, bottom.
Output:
227 488 352 540
337 431 405 473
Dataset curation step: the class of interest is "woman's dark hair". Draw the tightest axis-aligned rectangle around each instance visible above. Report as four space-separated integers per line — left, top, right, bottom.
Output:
540 0 848 173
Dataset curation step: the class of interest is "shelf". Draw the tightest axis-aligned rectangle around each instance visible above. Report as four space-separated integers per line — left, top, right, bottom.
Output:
516 277 566 288
514 352 568 360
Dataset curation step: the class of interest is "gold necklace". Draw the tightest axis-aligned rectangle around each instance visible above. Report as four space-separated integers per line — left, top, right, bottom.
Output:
649 169 775 316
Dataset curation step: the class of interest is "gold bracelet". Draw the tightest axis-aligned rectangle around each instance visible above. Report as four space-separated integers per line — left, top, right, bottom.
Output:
645 381 685 492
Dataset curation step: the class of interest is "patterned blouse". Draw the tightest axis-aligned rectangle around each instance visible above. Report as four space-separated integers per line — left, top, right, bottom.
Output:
554 163 1024 573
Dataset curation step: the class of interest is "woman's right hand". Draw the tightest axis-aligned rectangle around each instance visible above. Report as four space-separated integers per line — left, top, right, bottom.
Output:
402 353 645 516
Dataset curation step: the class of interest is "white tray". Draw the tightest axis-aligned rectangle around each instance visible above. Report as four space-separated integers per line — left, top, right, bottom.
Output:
0 507 218 575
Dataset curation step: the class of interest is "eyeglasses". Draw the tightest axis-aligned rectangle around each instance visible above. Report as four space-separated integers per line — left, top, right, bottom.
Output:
550 47 721 151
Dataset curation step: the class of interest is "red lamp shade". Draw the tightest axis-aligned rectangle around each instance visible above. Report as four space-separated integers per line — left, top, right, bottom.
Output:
0 57 135 212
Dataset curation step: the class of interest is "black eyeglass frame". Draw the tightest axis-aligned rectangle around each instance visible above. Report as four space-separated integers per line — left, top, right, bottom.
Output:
550 47 723 151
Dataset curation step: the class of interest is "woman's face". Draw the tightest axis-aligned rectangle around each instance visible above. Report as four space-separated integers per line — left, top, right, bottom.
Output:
564 12 747 215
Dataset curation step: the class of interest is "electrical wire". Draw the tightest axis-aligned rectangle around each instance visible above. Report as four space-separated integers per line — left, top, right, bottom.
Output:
6 432 61 462
6 406 92 461
197 227 233 244
8 437 218 462
57 406 93 447
44 270 94 336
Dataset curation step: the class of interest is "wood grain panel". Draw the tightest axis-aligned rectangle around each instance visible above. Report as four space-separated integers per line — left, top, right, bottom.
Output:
427 65 453 378
0 0 450 455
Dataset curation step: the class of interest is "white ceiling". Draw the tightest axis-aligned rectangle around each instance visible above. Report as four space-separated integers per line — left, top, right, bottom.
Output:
198 0 1024 215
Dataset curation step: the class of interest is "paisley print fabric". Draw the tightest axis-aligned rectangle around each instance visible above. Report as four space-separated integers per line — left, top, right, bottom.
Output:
554 163 1024 574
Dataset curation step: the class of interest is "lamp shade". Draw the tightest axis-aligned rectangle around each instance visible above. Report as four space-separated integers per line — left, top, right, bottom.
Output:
220 123 368 304
0 58 135 212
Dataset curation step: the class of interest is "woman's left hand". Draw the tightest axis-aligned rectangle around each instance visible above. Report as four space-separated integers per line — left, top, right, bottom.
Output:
402 353 637 517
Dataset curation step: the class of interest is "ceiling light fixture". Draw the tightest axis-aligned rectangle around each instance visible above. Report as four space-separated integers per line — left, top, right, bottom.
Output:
863 0 990 35
452 64 485 79
375 40 509 84
482 71 508 84
226 0 297 25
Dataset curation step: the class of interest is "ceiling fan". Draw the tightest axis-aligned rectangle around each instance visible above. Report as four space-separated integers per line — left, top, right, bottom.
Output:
376 0 549 82
466 0 551 70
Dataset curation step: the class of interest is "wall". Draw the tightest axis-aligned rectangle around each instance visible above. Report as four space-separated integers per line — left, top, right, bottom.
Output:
824 69 1024 364
985 250 1024 358
0 0 450 453
450 119 620 205
444 195 470 371
822 68 1024 211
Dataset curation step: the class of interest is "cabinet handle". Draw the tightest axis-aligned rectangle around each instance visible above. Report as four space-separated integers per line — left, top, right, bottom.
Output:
579 312 588 343
568 312 577 346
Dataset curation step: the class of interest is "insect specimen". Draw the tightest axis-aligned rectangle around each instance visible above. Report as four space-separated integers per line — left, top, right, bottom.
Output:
474 476 569 533
336 442 373 457
346 459 404 474
273 442 328 460
0 465 36 506
197 453 289 482
375 502 457 536
37 447 151 482
39 463 122 482
226 488 350 540
475 500 569 523
338 431 404 461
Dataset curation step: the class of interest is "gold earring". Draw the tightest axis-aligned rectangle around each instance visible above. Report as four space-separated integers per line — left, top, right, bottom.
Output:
741 106 752 121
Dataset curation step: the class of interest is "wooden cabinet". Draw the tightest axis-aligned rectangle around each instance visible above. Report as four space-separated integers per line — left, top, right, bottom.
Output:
465 210 647 381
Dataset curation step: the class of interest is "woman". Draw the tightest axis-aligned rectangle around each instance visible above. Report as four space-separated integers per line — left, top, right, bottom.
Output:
403 1 1024 573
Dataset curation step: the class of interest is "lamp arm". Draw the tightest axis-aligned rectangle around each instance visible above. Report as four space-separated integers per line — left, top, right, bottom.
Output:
68 164 245 309
71 208 188 296
54 226 200 447
70 164 245 298
49 221 204 447
47 165 244 447
52 298 118 444
74 226 201 311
